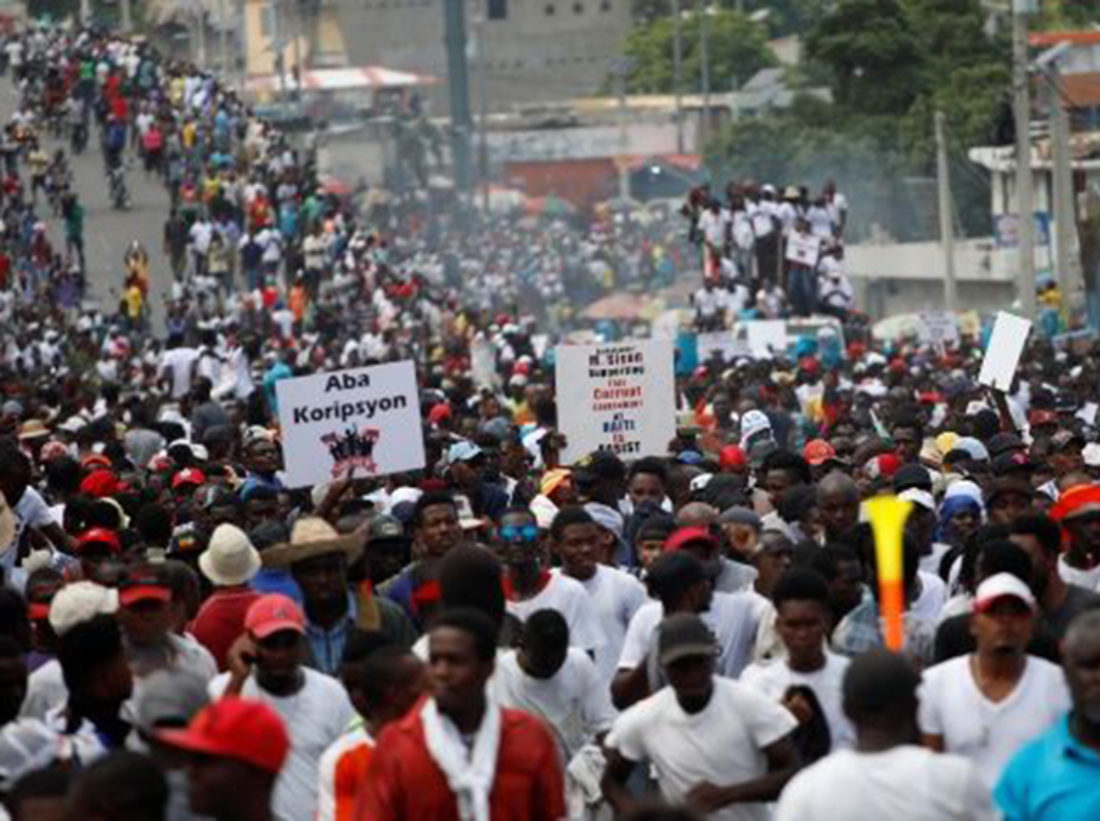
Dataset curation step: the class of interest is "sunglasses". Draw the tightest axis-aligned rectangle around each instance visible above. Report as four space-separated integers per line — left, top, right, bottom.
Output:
500 524 539 544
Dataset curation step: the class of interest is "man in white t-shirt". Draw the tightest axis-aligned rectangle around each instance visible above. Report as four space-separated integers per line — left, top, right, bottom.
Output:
603 612 798 819
612 551 760 710
1054 487 1100 590
776 649 994 820
741 569 855 754
158 337 199 399
0 442 71 577
495 609 615 761
499 509 604 654
918 573 1070 789
211 594 355 821
550 507 647 687
693 279 732 331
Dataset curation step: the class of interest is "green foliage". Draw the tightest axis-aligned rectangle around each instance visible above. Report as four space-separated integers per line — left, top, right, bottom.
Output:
704 0 1009 238
619 9 776 94
804 0 926 117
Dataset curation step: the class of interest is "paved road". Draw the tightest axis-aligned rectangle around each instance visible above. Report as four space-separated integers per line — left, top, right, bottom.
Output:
0 78 174 330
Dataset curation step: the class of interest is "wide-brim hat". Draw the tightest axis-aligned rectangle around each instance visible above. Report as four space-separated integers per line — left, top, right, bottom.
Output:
0 491 14 557
260 516 363 569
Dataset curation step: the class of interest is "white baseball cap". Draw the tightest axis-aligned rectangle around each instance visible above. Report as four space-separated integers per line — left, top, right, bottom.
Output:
898 488 936 512
48 582 119 637
973 572 1036 615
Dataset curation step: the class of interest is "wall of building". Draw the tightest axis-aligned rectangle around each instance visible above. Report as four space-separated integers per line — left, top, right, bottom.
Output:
336 0 633 110
846 237 1018 314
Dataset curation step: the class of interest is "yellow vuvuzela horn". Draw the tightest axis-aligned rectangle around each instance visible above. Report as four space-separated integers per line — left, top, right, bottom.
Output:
864 494 913 652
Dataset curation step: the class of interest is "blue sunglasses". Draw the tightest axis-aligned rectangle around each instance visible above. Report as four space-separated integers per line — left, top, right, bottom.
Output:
500 524 540 544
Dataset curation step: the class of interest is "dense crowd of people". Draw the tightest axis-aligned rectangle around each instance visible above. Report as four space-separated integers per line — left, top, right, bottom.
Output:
685 181 855 327
0 18 1095 821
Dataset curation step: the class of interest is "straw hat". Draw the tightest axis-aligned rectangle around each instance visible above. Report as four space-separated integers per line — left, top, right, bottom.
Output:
260 516 363 569
17 420 49 441
0 492 13 557
199 524 263 587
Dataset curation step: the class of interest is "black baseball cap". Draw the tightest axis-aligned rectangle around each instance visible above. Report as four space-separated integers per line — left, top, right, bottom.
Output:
657 613 716 666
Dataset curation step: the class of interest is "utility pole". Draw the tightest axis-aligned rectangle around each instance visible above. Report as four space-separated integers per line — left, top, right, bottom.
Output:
442 0 473 194
697 0 710 142
473 15 489 213
291 0 303 101
1047 69 1082 314
219 0 230 78
1012 2 1036 320
935 110 958 312
608 56 634 201
273 0 288 108
672 0 683 153
120 0 132 32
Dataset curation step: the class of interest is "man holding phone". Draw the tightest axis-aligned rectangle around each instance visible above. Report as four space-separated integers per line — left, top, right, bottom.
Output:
211 594 355 821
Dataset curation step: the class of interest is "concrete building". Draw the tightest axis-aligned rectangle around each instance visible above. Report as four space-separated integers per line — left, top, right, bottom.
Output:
335 0 633 110
1029 30 1100 131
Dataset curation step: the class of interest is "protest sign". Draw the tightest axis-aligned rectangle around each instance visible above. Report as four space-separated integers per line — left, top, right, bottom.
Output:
978 312 1032 391
918 311 959 347
556 339 675 462
697 331 752 364
746 320 789 357
470 335 498 389
785 233 822 267
276 361 425 488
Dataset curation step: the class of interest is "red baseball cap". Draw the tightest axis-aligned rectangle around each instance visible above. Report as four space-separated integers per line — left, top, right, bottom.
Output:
76 528 121 554
245 594 305 640
157 696 290 774
79 469 124 499
864 453 901 481
119 569 172 607
664 526 718 553
172 468 207 490
802 439 837 467
719 445 747 471
1028 409 1057 427
427 403 452 425
80 454 112 471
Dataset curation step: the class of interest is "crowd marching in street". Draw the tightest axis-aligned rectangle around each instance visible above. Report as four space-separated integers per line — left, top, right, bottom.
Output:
0 18 1095 821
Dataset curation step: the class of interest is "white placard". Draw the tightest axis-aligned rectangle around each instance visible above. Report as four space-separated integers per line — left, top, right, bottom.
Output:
746 320 789 357
556 339 676 462
697 331 752 363
978 311 1032 391
918 311 959 346
470 335 498 389
785 233 822 267
275 362 425 488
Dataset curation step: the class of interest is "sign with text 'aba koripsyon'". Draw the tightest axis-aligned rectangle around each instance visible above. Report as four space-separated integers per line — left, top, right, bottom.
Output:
276 362 425 488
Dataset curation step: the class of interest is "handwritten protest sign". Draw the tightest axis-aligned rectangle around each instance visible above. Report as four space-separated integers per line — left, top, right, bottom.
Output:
697 331 752 364
785 233 822 267
556 339 675 462
978 312 1032 391
746 320 789 357
276 362 425 488
918 311 960 347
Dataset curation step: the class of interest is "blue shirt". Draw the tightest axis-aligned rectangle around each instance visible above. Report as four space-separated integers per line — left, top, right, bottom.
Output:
995 713 1100 820
251 567 302 605
304 592 358 676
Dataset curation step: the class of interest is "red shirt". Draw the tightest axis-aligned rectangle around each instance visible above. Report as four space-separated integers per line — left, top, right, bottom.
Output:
359 701 565 821
189 587 262 670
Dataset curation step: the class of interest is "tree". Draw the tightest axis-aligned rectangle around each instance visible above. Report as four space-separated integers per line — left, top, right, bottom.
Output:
804 0 926 117
618 9 776 94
